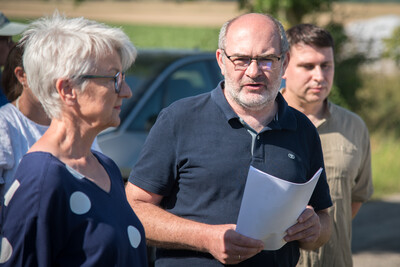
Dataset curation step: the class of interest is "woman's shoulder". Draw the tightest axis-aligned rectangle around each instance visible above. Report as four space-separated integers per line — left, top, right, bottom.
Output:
0 103 48 131
16 152 68 184
4 153 68 219
0 103 19 124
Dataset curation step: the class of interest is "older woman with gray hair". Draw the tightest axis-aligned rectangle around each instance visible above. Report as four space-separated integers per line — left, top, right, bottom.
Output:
0 13 147 266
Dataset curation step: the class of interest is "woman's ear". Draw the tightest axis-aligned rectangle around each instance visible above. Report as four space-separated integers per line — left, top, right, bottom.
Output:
56 78 77 105
14 67 27 87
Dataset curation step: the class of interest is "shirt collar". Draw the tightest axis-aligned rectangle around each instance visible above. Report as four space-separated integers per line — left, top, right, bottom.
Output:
314 99 332 128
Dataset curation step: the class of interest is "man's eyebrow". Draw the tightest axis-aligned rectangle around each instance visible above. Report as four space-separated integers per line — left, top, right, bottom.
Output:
229 53 280 58
258 54 281 58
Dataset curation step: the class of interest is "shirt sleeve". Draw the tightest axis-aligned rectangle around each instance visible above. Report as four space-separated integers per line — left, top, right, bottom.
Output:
352 124 373 202
129 108 178 196
308 128 332 211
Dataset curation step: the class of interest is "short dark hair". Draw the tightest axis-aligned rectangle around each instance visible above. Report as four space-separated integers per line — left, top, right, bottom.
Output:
1 43 24 102
286 24 334 50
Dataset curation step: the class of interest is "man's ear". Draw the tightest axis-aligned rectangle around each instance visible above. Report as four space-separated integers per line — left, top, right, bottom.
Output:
216 49 226 77
281 51 290 79
56 78 77 105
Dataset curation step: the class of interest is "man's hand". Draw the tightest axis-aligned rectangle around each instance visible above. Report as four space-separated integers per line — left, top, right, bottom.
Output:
205 224 264 265
126 183 264 264
284 206 331 250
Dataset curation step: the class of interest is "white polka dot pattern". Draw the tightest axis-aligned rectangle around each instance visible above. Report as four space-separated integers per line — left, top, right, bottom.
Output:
69 191 91 215
4 180 20 207
0 237 12 263
127 225 141 248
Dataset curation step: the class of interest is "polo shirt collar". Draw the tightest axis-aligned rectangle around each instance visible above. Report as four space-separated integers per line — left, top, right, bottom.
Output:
314 99 332 128
211 81 297 131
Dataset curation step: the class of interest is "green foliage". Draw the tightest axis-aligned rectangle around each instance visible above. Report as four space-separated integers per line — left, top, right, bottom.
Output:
328 85 349 110
357 74 400 137
323 22 367 111
239 0 332 26
370 134 400 199
333 54 367 110
73 0 85 5
383 26 400 66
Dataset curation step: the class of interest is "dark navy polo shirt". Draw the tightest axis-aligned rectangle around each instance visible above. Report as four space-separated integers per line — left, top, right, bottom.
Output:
130 81 332 267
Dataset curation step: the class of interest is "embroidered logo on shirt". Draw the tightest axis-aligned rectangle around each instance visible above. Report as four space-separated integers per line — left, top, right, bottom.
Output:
288 153 295 159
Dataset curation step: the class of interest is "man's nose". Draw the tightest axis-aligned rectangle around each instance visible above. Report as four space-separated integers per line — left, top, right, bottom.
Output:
245 59 263 77
313 66 324 82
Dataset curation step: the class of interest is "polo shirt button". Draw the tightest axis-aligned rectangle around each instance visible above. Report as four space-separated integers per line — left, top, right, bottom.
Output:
257 135 260 140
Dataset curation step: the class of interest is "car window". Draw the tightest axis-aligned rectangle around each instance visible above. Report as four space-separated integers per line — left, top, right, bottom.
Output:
127 59 218 132
119 54 177 123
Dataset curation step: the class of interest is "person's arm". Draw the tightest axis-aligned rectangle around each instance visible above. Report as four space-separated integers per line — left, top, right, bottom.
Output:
351 202 363 219
125 182 264 264
284 206 331 250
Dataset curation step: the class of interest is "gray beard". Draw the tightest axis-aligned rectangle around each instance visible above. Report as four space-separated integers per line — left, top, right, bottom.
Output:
229 85 278 111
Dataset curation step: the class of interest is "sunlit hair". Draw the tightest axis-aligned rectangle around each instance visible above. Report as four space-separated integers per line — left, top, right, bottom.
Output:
20 12 137 119
286 23 334 50
218 13 289 57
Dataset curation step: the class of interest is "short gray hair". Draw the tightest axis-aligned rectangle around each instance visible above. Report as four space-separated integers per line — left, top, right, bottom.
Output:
218 13 289 56
21 12 137 119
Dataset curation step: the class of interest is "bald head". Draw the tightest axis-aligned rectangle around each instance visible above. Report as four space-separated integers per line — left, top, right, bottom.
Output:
218 13 289 56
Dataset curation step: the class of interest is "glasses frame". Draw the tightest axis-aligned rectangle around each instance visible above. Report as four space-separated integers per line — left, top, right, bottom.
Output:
222 49 281 71
80 72 125 94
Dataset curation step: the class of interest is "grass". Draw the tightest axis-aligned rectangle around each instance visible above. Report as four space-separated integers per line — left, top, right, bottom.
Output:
11 18 220 51
112 23 220 51
370 133 400 199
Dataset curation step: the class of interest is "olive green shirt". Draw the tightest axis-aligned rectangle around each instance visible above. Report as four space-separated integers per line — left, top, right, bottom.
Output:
297 101 373 267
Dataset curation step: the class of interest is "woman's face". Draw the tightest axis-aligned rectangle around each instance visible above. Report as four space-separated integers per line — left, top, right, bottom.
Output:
75 49 132 131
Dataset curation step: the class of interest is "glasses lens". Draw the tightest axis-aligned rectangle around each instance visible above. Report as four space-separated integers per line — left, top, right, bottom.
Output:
259 60 273 70
115 72 125 93
233 58 250 69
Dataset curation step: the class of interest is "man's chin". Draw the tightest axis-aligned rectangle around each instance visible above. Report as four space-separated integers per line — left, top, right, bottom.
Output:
237 96 275 111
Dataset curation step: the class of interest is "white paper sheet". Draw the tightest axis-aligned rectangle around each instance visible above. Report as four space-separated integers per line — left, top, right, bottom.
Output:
236 166 323 250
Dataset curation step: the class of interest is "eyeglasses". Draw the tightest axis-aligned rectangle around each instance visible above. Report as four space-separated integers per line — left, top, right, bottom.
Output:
80 72 125 94
222 50 281 71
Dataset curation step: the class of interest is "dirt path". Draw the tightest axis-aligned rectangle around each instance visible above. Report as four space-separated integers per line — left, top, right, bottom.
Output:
2 1 400 27
352 194 400 267
1 0 243 27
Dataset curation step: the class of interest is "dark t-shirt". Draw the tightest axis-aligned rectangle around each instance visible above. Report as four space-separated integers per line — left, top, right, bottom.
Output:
130 82 332 267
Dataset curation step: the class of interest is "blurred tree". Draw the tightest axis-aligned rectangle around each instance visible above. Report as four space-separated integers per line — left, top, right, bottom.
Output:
383 26 400 66
325 22 366 111
238 0 332 26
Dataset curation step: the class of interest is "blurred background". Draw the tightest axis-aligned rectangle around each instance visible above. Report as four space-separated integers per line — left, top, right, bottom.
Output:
3 0 398 199
1 0 400 265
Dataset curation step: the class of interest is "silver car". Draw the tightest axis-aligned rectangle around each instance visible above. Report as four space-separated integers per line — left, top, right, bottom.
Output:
98 49 223 178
